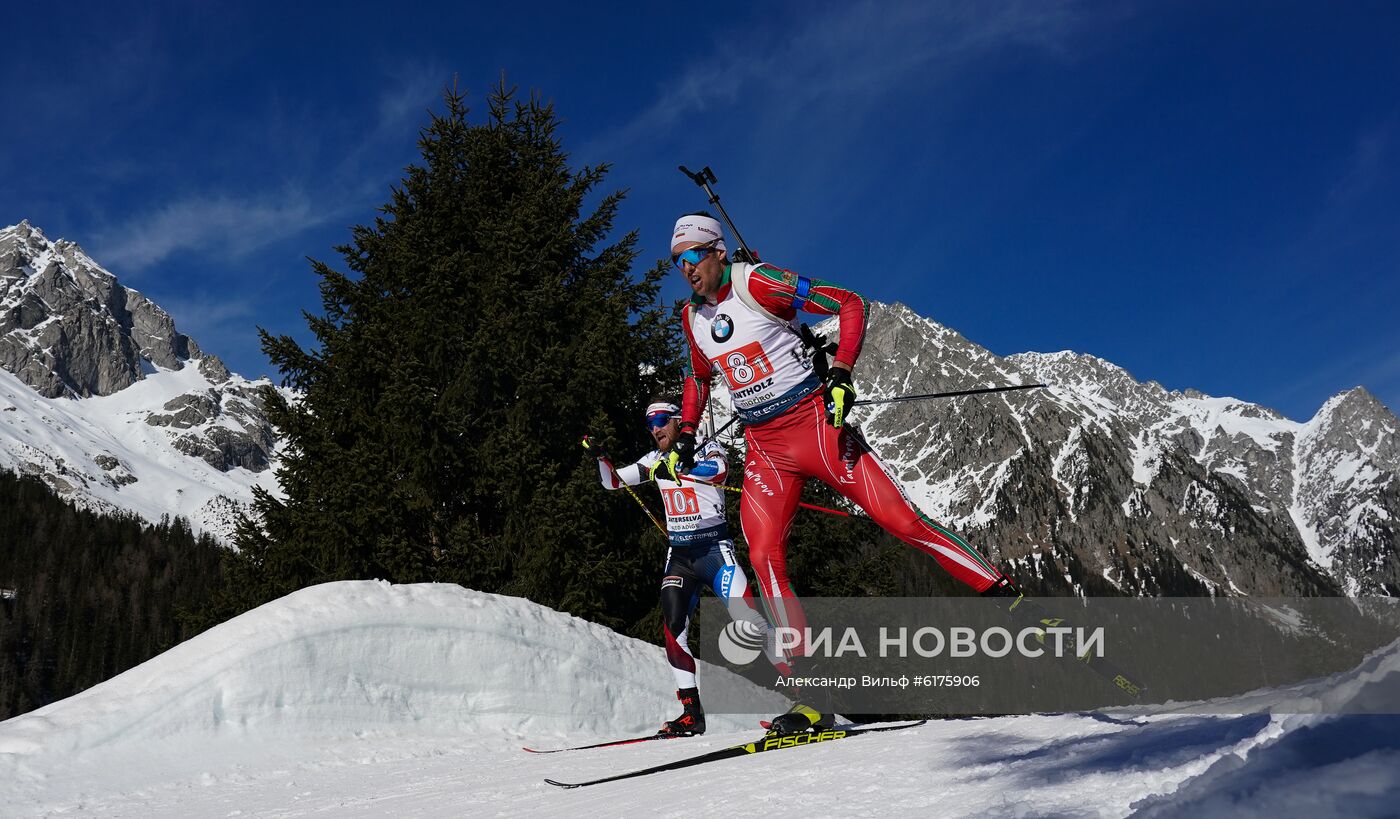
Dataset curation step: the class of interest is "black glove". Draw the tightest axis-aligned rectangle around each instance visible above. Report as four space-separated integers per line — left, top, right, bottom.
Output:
581 435 609 459
823 367 856 428
650 429 696 482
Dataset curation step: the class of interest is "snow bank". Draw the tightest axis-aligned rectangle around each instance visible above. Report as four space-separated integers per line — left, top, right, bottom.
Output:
0 582 781 781
3 581 1397 817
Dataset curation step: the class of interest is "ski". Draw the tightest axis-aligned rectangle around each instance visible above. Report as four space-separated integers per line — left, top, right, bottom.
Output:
1000 596 1148 700
544 720 926 789
523 731 694 754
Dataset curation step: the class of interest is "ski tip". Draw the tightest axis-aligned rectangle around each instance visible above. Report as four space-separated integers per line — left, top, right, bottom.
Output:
522 747 547 754
545 779 581 789
874 719 928 729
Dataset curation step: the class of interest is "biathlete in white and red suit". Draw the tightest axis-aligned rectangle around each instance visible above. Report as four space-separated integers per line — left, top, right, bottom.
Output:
593 400 780 736
660 213 1020 734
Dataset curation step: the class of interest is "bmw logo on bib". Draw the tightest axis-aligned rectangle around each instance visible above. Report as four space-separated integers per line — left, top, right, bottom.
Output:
712 314 734 343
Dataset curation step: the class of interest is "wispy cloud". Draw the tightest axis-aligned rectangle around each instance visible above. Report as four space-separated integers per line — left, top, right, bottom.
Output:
585 1 1092 161
1278 117 1400 274
334 60 447 175
92 191 326 271
90 61 446 274
4 19 168 143
376 63 448 137
1327 119 1395 208
1303 119 1399 260
1355 347 1400 417
1267 335 1400 420
156 292 258 338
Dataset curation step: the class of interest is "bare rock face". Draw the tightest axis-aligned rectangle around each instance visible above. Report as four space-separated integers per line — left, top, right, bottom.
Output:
0 220 206 398
198 355 231 383
92 453 139 487
148 392 223 429
150 385 277 472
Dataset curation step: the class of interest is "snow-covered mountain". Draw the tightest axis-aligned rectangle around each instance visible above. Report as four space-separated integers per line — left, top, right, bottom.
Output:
1 581 1396 817
4 218 1395 593
839 302 1399 597
0 221 285 540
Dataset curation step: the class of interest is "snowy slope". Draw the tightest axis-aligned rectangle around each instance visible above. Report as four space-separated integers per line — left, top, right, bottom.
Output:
1 221 287 541
0 364 281 541
2 582 1397 817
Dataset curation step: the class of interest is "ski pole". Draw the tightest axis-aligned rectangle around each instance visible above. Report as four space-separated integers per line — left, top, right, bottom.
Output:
582 436 667 536
677 165 835 406
676 475 858 520
695 414 741 450
796 323 1045 408
853 383 1048 407
678 165 759 264
696 383 1047 449
797 498 855 518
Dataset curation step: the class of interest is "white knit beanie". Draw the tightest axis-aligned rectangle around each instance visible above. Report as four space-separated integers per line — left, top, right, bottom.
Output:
671 214 728 256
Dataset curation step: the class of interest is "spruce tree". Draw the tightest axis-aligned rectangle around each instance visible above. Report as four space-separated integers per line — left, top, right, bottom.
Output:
221 81 680 630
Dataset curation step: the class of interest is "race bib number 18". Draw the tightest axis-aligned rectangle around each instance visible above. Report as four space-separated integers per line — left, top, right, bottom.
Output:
712 341 775 389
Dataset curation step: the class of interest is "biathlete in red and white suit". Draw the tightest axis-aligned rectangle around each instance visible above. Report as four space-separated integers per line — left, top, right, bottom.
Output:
661 214 1018 731
594 400 779 735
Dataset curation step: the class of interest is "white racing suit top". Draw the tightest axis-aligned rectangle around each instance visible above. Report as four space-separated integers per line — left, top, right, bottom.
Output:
596 439 730 548
682 264 822 425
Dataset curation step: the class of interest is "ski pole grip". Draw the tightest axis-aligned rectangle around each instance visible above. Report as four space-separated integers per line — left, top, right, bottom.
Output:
679 165 716 187
581 435 609 459
678 164 759 262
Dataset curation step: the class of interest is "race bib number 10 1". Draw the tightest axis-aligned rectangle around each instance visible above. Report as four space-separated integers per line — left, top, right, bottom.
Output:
662 487 700 517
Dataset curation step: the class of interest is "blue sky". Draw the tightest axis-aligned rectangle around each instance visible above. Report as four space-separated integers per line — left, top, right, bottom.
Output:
4 1 1398 420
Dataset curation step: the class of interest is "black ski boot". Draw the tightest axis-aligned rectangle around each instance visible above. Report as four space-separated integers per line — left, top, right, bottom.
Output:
659 687 705 735
981 575 1022 600
766 703 834 736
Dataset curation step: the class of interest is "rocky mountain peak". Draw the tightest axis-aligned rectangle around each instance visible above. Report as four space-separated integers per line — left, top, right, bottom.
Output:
1 221 213 398
2 219 42 247
850 301 1026 391
0 221 286 541
1308 387 1400 465
1012 350 1157 395
1010 349 1172 427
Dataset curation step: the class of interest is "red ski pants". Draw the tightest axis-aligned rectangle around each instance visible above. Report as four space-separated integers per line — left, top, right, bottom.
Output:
740 392 1002 656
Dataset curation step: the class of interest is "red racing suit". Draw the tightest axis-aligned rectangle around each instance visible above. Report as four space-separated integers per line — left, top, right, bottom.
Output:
680 262 1004 655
